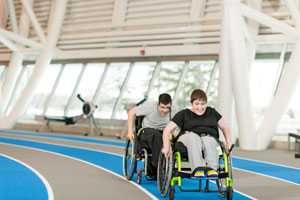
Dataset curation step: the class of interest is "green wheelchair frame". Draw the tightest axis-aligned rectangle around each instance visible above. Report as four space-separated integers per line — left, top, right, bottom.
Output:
157 141 234 200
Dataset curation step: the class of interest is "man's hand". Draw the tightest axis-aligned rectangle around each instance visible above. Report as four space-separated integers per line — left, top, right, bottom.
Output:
225 142 232 154
127 131 134 141
161 146 170 157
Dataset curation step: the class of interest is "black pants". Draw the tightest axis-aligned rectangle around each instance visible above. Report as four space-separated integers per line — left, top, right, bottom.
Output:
137 128 163 176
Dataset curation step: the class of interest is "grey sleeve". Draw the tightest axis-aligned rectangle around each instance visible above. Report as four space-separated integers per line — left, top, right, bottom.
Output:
135 101 155 116
170 106 179 118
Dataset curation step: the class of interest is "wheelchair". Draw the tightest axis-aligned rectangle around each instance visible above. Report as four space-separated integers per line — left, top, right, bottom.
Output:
123 115 156 184
157 134 234 200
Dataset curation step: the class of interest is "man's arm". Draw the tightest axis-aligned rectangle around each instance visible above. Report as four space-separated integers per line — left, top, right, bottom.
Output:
162 121 177 156
218 117 232 150
127 107 136 140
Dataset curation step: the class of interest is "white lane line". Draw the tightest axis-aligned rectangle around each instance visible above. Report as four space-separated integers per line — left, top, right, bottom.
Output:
0 136 256 200
0 141 158 200
0 130 123 143
0 153 55 200
0 132 125 149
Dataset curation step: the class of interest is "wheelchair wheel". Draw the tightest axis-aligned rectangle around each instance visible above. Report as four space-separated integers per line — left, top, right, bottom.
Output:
123 139 136 180
168 186 175 200
226 186 233 200
217 146 234 200
157 152 173 197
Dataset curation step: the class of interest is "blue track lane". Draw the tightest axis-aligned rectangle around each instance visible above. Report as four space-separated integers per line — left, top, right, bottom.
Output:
0 136 250 200
233 157 300 185
0 155 48 200
1 129 300 186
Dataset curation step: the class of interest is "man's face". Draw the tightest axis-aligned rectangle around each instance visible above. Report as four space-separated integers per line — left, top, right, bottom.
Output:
158 103 171 116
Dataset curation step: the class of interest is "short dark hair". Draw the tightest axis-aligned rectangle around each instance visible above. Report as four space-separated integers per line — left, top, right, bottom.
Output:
158 93 172 105
190 89 207 103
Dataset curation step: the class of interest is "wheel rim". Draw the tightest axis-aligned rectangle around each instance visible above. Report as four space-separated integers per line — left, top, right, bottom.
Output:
123 139 136 179
157 152 173 197
226 187 233 200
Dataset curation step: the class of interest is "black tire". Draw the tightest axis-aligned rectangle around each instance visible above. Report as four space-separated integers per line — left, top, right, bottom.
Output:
226 186 233 200
169 186 175 200
157 152 173 197
216 179 226 197
123 139 136 180
137 170 142 184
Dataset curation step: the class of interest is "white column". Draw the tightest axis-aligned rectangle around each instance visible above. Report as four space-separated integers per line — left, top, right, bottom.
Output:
227 0 256 149
7 0 18 33
0 0 69 128
245 0 262 64
20 0 46 43
0 0 8 28
0 0 33 114
217 0 233 133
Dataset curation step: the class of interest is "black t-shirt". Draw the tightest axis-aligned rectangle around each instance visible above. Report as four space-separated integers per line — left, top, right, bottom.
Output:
172 107 222 139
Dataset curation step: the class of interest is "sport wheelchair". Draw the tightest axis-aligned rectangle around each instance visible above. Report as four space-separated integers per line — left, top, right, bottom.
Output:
123 115 157 183
157 136 234 200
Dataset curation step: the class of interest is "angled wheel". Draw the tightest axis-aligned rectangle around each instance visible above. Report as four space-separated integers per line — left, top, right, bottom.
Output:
157 152 173 197
123 139 137 180
226 186 233 200
217 143 234 198
168 186 175 200
137 169 142 184
225 157 233 200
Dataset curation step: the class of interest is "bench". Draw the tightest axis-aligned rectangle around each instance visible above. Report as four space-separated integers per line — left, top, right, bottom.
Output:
42 116 81 132
35 115 126 137
44 116 77 125
288 133 300 158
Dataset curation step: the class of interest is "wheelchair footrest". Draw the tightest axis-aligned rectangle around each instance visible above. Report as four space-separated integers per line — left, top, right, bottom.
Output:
191 167 218 178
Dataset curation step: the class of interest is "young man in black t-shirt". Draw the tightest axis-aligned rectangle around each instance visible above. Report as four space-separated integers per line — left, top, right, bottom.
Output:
162 89 231 176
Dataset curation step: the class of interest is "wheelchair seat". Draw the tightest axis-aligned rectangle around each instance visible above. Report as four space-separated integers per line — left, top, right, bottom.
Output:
174 141 188 161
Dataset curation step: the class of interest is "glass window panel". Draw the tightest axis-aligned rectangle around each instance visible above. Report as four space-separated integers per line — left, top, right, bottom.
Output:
6 65 34 114
26 64 61 117
0 65 5 75
289 84 300 114
278 66 300 134
250 59 280 115
46 64 83 116
0 65 6 83
177 61 215 109
149 61 185 101
207 67 219 106
67 63 106 116
94 63 130 119
113 62 156 119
